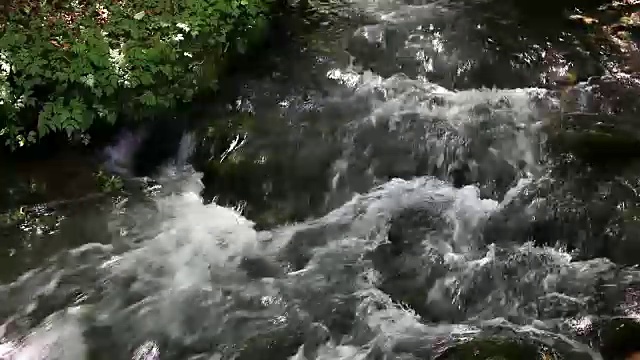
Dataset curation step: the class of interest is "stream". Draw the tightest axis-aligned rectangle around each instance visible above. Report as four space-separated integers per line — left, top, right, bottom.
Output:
4 0 640 359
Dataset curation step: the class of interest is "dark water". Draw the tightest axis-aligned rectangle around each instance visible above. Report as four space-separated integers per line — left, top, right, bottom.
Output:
4 0 640 359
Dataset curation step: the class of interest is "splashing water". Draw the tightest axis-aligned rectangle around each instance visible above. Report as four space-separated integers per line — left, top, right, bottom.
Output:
2 161 639 359
4 0 640 358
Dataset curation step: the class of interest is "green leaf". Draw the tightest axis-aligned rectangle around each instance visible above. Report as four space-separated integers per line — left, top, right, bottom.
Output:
27 131 36 143
65 125 75 137
37 112 50 137
58 108 71 122
0 0 271 149
106 111 117 124
57 72 69 82
110 75 119 88
140 91 156 105
139 72 154 85
104 85 115 96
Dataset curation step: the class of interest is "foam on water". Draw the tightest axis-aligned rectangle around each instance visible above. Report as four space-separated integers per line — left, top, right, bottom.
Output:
4 159 640 359
324 64 550 203
5 0 640 358
104 190 259 291
0 309 88 360
0 166 509 359
5 68 634 355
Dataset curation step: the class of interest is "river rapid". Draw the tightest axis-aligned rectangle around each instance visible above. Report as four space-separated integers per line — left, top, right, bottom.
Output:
3 0 640 359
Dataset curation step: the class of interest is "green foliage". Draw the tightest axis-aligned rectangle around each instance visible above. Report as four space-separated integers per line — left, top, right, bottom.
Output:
0 207 28 226
94 170 124 193
0 0 271 149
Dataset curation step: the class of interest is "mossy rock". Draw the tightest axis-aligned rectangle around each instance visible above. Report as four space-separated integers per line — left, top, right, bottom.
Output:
598 317 640 360
234 328 305 360
556 130 640 158
547 112 640 159
435 338 557 360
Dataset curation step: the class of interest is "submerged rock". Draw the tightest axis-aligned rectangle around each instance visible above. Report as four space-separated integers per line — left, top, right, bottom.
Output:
545 75 640 161
481 158 640 266
598 317 640 360
549 112 640 159
435 338 555 360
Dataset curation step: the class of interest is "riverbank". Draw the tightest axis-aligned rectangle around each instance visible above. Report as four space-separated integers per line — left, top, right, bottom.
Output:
0 3 342 230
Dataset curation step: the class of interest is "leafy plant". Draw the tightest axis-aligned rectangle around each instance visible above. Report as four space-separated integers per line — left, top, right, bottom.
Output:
0 0 271 149
95 170 124 193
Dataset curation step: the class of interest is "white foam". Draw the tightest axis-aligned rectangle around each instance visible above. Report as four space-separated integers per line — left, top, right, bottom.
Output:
0 311 87 360
104 190 259 293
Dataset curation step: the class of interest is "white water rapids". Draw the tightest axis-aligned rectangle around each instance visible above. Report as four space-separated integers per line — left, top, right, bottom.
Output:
3 0 640 358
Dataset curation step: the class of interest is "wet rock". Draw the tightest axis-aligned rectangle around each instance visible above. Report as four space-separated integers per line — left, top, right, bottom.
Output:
481 163 640 265
481 177 578 249
434 338 555 360
277 222 352 272
548 112 640 160
594 317 640 360
299 322 331 359
464 151 520 201
191 109 342 229
367 205 461 321
347 24 412 78
615 207 640 266
546 76 640 161
386 205 453 249
239 256 285 279
369 239 449 320
449 161 473 189
235 329 305 360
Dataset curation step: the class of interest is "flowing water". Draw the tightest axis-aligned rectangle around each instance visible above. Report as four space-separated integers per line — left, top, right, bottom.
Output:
4 0 640 359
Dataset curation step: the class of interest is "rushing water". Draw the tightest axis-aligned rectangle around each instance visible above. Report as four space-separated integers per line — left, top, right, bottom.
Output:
4 0 640 359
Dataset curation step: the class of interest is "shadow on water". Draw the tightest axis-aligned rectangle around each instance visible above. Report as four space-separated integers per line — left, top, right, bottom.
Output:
5 0 640 358
0 153 116 282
